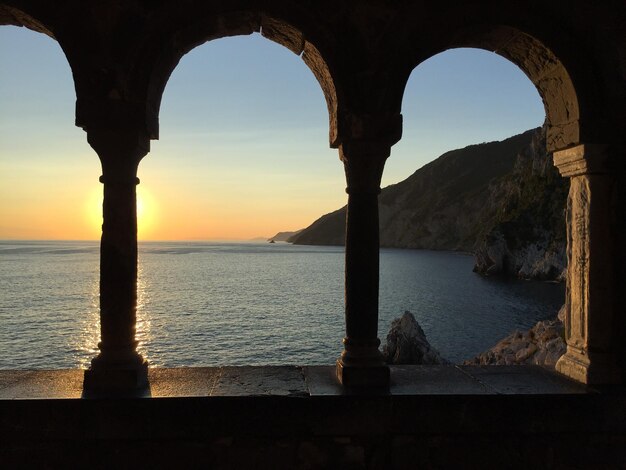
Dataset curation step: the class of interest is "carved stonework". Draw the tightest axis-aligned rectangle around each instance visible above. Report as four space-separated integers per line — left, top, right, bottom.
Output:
565 177 590 351
553 144 621 384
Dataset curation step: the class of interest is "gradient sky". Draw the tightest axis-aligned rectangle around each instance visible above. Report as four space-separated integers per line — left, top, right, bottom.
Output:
0 26 544 241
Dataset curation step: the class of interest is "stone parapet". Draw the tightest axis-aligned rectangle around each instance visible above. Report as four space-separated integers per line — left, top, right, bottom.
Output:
3 366 625 468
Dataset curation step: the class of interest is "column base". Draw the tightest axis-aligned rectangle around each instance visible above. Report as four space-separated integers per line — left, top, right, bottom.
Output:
336 338 390 388
83 350 149 391
336 359 390 388
555 347 621 385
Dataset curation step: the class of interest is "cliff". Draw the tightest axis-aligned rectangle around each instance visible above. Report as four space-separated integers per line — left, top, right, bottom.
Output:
289 127 568 280
472 127 568 279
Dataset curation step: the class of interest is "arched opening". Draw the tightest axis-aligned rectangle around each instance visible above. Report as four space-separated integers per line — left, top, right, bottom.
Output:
381 46 568 364
0 23 101 369
136 32 345 366
141 13 341 147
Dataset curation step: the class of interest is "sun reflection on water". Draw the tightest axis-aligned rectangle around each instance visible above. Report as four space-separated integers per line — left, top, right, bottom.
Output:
75 274 101 369
72 259 154 369
136 262 154 365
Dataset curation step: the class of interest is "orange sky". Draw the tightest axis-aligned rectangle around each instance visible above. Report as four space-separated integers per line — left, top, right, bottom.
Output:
0 160 346 241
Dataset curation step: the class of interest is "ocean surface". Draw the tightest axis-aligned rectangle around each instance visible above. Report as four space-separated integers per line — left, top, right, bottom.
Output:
0 240 564 369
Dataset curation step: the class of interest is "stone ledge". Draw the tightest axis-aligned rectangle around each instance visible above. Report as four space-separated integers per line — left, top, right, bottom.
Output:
0 365 592 399
0 366 596 400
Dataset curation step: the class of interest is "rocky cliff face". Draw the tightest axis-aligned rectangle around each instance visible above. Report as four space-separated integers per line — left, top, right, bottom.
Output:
472 127 568 280
290 127 568 280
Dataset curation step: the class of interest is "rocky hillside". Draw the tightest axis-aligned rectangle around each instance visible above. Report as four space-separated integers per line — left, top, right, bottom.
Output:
473 128 568 279
289 127 569 280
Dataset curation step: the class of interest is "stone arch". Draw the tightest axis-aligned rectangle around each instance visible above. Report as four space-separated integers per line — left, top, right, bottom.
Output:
135 11 341 147
448 26 581 153
397 25 581 153
392 23 621 384
0 4 54 38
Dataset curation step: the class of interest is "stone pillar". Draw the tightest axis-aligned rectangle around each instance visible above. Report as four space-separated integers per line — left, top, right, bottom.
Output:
336 140 390 388
83 129 149 391
553 144 621 384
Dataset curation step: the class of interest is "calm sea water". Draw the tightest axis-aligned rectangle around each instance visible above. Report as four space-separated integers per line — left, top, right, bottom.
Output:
0 240 564 369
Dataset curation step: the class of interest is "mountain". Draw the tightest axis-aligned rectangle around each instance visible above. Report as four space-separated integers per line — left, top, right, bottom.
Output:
269 230 303 242
289 127 568 280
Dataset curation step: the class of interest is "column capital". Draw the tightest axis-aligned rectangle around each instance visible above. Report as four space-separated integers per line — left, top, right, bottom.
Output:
338 112 403 147
553 143 609 177
87 128 150 160
87 128 150 180
340 140 391 195
76 98 153 137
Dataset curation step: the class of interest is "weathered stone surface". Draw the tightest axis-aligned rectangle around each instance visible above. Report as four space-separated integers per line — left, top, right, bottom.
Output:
213 366 308 396
553 145 622 384
382 311 449 365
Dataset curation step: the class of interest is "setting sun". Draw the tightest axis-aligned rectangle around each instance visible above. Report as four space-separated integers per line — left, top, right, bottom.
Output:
137 185 157 240
85 185 158 241
84 186 103 240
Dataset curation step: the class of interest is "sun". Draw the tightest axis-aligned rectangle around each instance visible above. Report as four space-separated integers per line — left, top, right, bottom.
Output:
136 194 145 220
85 186 103 239
136 185 158 240
86 185 158 240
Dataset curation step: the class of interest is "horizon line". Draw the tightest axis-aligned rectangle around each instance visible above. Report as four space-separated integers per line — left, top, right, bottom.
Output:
0 237 279 243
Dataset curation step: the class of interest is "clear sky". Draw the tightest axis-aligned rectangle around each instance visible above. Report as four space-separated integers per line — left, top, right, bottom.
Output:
0 26 544 241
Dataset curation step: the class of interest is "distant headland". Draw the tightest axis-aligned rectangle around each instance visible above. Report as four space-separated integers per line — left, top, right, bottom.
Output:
278 126 568 281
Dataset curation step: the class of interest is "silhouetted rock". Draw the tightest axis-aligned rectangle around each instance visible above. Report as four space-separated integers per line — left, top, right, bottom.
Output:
286 209 345 245
382 311 449 365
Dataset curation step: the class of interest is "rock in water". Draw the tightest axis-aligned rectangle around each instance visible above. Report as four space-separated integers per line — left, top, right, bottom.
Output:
383 311 449 365
463 314 566 367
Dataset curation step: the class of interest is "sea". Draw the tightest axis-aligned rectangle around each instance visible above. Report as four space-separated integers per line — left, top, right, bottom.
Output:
0 240 564 369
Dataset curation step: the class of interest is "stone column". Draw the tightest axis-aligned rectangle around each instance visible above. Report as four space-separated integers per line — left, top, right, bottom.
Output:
553 144 621 384
83 129 149 391
336 140 390 388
